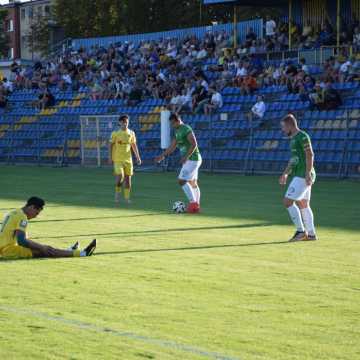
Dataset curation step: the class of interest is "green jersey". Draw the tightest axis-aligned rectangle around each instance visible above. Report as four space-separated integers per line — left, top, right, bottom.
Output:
289 130 316 180
175 124 201 161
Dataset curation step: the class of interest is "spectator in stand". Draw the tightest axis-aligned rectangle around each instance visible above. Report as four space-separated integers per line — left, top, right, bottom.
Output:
0 83 8 108
353 27 360 51
38 88 55 110
249 95 266 120
299 58 309 74
240 74 258 95
309 82 324 110
2 78 13 93
245 27 257 47
265 15 276 39
339 56 354 82
204 87 223 115
322 82 342 110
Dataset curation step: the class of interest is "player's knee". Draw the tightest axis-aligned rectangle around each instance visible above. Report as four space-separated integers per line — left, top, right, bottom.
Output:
283 197 294 208
124 176 131 187
178 179 186 186
296 199 308 209
190 180 197 188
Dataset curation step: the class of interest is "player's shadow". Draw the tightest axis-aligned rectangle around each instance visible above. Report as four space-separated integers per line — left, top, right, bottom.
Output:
96 240 289 256
31 222 272 240
31 212 166 224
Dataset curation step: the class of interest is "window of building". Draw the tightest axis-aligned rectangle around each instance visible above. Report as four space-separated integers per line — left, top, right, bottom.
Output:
28 7 33 19
45 5 51 16
8 48 14 59
6 19 14 32
21 8 26 20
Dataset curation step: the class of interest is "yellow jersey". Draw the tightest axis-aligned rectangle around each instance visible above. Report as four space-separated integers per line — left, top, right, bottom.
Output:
110 129 136 163
0 209 28 250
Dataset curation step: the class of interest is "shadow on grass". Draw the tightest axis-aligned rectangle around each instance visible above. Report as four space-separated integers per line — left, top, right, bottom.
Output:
32 222 272 240
0 239 289 262
31 212 167 224
96 240 290 256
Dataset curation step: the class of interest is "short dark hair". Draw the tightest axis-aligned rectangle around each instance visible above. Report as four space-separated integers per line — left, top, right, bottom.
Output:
119 114 129 122
169 113 181 122
26 197 45 210
282 113 298 127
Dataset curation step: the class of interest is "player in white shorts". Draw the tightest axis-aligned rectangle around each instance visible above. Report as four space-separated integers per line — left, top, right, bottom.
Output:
155 113 202 213
279 114 317 242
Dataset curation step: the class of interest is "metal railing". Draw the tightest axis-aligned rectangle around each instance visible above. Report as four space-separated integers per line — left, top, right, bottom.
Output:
0 110 359 178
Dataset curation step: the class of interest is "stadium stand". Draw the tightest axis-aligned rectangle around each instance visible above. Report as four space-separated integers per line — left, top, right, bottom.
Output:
0 18 359 178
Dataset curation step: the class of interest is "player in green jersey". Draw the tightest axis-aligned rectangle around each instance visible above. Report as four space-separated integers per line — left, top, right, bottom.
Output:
279 114 317 242
155 113 202 213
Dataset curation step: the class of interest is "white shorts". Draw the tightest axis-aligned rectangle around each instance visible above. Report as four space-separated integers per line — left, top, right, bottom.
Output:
285 176 312 201
178 159 202 181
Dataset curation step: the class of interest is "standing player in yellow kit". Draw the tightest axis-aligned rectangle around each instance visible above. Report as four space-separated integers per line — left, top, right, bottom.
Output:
109 115 141 204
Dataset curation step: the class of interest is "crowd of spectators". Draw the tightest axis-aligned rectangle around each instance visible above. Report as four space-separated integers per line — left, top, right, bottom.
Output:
2 16 360 114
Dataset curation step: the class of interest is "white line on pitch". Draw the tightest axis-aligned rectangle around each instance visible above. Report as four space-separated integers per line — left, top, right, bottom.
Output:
0 305 240 360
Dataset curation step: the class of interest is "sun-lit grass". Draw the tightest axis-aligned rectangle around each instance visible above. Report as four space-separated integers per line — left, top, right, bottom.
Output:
0 166 359 360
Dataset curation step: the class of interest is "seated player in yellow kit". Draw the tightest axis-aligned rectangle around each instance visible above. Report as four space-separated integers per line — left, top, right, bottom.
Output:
108 115 141 204
0 197 96 259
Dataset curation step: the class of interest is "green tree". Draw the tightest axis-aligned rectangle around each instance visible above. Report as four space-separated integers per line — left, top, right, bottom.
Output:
0 9 9 58
27 12 52 58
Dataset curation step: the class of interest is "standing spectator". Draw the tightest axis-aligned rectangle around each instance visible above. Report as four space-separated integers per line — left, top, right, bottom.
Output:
265 15 276 38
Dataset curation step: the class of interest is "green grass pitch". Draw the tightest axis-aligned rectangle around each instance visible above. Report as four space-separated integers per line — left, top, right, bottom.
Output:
0 165 359 360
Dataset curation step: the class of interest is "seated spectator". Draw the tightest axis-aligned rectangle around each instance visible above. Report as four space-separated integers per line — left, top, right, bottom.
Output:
240 75 257 95
299 58 309 74
309 82 324 110
339 57 353 82
322 82 342 110
38 89 55 110
0 90 7 108
249 95 266 120
204 87 223 115
127 86 143 106
1 78 13 94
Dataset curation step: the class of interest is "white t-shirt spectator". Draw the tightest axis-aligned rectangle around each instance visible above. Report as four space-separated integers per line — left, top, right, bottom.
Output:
197 49 208 60
170 95 181 105
265 19 276 37
340 61 351 73
301 64 310 74
3 79 13 92
236 66 248 77
211 92 223 108
251 100 266 118
201 80 209 92
62 74 72 85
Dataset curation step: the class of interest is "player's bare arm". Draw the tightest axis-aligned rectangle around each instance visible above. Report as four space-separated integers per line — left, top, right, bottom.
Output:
131 142 142 165
108 142 114 165
279 160 292 186
304 145 314 185
155 139 177 162
181 132 197 164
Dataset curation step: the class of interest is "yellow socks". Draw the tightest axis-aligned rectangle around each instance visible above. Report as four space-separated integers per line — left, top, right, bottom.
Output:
124 188 131 201
115 186 121 193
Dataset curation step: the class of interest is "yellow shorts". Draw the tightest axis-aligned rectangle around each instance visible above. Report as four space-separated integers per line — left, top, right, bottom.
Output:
113 161 133 177
0 244 33 259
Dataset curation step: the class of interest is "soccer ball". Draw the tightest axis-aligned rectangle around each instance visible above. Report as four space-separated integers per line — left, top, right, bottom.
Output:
172 201 186 214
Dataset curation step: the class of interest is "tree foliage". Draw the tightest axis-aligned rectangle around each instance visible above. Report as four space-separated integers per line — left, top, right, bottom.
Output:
54 0 236 39
0 9 10 58
27 12 52 57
